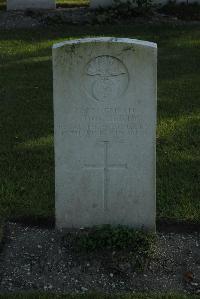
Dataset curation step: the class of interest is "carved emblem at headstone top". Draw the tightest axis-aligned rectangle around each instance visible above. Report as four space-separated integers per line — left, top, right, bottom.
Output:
84 55 129 101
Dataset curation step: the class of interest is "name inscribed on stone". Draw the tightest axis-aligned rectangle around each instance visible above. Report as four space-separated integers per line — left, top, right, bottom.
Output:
60 107 145 138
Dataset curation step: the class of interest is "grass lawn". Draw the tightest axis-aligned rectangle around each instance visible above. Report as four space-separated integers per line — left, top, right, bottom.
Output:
0 24 199 223
0 294 200 299
57 0 89 7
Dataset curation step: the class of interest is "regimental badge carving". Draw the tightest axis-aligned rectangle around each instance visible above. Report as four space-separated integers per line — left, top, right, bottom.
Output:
84 55 129 102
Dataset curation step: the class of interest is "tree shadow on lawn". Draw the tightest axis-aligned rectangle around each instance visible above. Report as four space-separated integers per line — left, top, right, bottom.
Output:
0 144 55 220
1 46 200 120
158 76 200 120
0 58 54 220
0 59 53 148
0 22 199 43
0 93 200 222
157 115 200 221
1 22 200 125
0 30 199 222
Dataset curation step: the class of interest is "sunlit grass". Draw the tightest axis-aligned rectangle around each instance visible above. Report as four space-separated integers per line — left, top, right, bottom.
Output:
17 136 53 149
0 24 199 222
57 0 89 7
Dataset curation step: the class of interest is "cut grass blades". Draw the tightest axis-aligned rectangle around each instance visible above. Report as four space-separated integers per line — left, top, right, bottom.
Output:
57 0 89 8
0 24 199 222
75 225 155 251
64 225 156 271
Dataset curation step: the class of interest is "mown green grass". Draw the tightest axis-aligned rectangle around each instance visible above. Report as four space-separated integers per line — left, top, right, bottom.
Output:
0 294 200 299
57 0 88 7
0 24 199 222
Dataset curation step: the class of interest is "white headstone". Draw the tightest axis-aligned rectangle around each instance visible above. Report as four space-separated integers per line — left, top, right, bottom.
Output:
7 0 55 10
53 37 157 230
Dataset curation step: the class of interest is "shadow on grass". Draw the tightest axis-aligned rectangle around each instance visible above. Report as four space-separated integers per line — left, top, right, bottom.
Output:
0 24 199 221
1 45 199 123
0 115 199 221
0 145 54 219
0 59 54 219
157 115 200 221
0 22 199 42
0 59 53 148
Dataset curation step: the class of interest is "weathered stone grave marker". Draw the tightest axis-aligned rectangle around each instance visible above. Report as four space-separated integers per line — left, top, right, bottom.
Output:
53 37 157 230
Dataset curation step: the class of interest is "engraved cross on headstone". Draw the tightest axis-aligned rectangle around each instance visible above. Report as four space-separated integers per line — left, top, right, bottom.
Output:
84 141 127 211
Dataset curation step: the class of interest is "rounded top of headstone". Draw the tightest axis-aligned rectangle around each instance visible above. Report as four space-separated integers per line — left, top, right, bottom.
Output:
52 37 157 50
